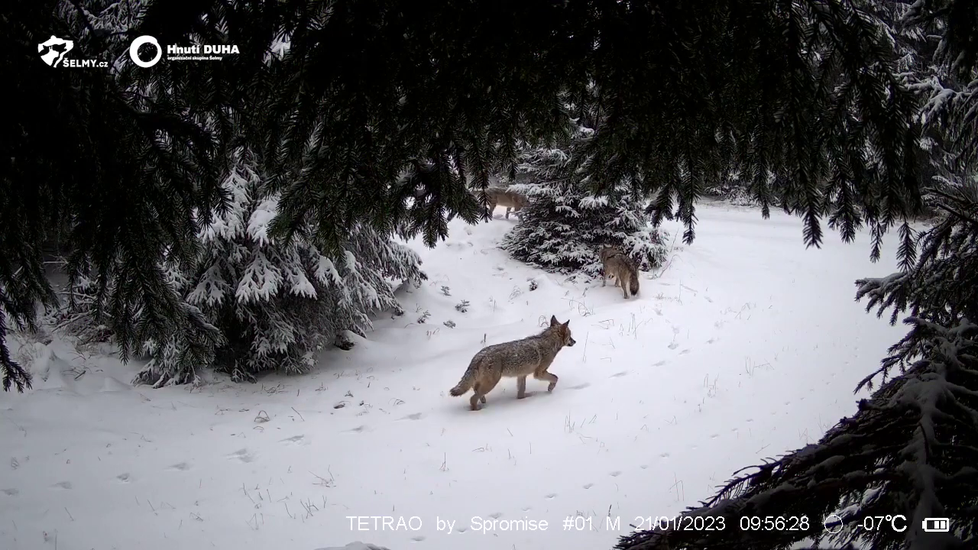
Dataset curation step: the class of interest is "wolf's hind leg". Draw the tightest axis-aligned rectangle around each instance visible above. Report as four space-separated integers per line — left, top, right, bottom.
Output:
469 382 483 410
472 372 502 409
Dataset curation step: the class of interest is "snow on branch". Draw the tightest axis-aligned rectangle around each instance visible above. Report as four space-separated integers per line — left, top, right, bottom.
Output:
616 318 978 550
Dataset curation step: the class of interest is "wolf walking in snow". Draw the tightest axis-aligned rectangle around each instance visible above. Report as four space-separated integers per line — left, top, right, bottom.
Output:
599 245 640 299
484 187 529 220
449 316 576 410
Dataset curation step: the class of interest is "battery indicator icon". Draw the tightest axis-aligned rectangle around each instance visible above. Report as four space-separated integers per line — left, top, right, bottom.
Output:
922 518 950 532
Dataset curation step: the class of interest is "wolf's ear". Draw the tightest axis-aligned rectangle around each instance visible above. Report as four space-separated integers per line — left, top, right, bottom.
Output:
564 320 570 327
550 315 559 326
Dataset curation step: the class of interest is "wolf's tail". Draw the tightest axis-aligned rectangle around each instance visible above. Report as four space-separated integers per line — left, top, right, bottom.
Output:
449 365 478 396
629 270 640 297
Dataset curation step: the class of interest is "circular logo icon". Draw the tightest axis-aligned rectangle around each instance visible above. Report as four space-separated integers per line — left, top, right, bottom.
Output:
129 35 162 68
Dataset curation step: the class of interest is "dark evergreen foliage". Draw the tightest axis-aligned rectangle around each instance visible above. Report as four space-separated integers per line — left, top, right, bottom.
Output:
1 0 929 390
2 0 225 391
700 171 759 206
615 185 978 550
52 144 428 387
615 2 978 549
902 0 978 173
243 0 926 258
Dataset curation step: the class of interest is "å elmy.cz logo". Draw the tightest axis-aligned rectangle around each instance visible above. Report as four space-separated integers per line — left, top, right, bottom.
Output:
128 35 240 68
38 35 109 68
38 35 73 66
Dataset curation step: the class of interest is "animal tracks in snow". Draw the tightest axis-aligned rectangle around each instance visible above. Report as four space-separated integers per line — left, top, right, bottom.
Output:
227 448 256 463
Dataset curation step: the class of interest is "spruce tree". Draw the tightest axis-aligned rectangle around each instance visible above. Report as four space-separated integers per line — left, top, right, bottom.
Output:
155 146 426 384
615 2 978 549
501 113 668 277
58 147 426 386
2 0 931 390
246 0 924 260
614 181 978 550
2 0 226 391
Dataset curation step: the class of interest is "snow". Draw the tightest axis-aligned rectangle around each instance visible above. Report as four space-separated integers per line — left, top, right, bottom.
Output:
314 543 390 550
0 201 910 550
316 257 342 286
247 197 280 247
237 252 283 302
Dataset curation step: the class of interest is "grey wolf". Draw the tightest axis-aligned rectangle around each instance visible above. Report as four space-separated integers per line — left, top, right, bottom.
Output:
484 187 529 220
449 316 576 410
599 246 640 299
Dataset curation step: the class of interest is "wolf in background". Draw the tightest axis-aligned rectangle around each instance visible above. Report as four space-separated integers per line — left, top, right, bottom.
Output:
599 245 640 299
484 187 529 220
449 316 576 410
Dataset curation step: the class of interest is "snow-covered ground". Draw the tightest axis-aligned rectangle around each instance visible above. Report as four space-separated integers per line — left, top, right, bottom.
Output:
1 201 910 550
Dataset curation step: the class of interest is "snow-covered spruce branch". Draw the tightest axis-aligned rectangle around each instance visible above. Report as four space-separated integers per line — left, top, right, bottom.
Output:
617 174 978 550
131 155 426 385
615 318 978 550
58 150 425 386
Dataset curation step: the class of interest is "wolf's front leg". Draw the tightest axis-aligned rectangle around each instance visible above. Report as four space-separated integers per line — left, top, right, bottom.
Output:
535 370 558 392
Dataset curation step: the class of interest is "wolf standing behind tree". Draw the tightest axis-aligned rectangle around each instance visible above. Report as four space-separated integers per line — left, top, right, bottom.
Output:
484 187 529 220
599 246 641 299
449 316 576 410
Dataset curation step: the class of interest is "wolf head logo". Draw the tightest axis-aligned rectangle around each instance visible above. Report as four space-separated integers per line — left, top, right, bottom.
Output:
38 35 74 67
